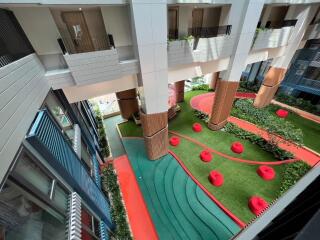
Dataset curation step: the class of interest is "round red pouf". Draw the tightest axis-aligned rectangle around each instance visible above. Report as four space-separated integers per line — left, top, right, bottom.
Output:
231 142 244 154
248 196 268 216
169 136 180 146
200 150 212 162
192 123 202 132
208 171 224 187
276 109 289 118
257 165 276 181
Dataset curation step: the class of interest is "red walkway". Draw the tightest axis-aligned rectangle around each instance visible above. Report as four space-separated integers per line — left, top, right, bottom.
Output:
190 92 320 167
113 155 158 240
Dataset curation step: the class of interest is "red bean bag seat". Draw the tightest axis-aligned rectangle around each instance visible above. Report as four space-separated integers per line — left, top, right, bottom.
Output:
248 196 268 215
257 165 275 181
200 150 212 162
169 136 180 146
208 171 224 187
192 123 202 132
276 109 289 118
231 142 244 154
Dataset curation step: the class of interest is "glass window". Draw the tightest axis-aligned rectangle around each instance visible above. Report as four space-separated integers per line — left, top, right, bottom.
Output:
13 153 52 196
81 141 93 175
53 184 68 212
0 182 66 240
81 207 100 240
45 93 75 144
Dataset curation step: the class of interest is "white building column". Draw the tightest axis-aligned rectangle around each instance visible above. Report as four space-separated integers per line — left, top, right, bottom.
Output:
254 4 317 108
129 0 168 160
73 124 81 159
208 0 264 130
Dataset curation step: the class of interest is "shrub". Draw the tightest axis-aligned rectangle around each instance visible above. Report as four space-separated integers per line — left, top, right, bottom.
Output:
276 93 319 116
94 108 110 158
232 99 303 145
102 165 132 239
191 84 213 91
223 122 294 160
278 161 311 197
194 110 209 123
239 80 260 93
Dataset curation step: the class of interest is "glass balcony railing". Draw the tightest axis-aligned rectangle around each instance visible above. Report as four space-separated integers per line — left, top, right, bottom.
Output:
188 25 232 38
26 109 112 227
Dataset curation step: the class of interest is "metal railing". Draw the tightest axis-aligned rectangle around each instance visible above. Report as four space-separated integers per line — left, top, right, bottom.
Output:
26 109 112 226
265 19 298 29
188 25 232 38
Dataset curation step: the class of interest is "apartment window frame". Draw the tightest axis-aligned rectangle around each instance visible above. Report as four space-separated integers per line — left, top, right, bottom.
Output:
81 205 101 240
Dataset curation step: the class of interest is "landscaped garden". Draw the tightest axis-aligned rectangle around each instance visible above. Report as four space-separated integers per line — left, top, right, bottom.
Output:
117 88 314 226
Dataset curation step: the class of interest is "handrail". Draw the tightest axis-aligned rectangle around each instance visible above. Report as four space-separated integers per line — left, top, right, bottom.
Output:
26 110 112 227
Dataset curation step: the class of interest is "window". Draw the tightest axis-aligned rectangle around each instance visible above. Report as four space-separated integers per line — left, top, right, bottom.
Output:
81 140 93 176
304 66 320 81
81 207 100 240
44 92 75 145
0 182 66 240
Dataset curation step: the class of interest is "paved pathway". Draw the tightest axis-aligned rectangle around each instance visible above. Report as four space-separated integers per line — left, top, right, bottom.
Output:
103 115 126 158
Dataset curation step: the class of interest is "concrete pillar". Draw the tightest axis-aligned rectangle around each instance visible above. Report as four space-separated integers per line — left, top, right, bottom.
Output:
208 0 264 130
260 5 272 28
254 5 317 108
175 80 185 103
73 124 81 159
178 6 192 37
129 0 168 160
116 88 139 119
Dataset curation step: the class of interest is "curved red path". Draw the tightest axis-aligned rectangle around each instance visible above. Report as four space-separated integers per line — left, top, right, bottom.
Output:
170 130 298 165
190 92 320 166
113 155 159 240
169 150 246 228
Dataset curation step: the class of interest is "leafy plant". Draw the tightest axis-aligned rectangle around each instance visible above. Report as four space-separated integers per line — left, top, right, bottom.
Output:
191 84 213 91
239 80 260 93
94 107 110 158
231 99 303 145
102 165 132 239
278 161 311 197
276 93 319 116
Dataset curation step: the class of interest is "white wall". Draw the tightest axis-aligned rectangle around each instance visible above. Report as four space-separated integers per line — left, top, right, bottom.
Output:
10 7 62 55
0 54 50 184
101 5 133 47
63 74 138 103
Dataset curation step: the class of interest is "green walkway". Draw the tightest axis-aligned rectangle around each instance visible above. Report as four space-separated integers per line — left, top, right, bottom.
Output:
122 138 240 240
103 115 126 157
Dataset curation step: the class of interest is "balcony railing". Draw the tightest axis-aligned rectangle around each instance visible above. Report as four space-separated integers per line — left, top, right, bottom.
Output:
26 110 112 226
188 25 232 38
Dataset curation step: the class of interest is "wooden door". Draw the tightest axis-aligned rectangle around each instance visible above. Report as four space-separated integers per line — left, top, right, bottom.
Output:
62 11 94 53
192 8 204 37
168 8 178 39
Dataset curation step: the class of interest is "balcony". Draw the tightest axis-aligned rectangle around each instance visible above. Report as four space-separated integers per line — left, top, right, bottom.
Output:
167 26 234 67
304 23 320 40
26 110 112 226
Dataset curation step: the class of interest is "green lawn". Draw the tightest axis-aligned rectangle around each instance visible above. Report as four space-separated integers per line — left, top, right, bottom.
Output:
118 119 143 137
118 90 290 223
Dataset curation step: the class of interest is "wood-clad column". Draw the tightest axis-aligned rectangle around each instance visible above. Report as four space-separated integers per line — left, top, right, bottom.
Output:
175 80 185 103
209 72 219 90
208 80 239 130
116 89 139 119
253 67 286 108
140 111 168 160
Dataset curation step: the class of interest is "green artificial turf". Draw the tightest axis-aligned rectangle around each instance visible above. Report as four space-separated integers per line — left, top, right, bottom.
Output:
118 120 143 137
118 90 297 223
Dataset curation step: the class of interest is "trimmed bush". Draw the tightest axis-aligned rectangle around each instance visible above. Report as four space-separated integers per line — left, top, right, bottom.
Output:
239 80 260 93
102 165 132 239
278 161 311 197
191 84 213 91
276 93 319 116
232 99 303 145
94 108 110 158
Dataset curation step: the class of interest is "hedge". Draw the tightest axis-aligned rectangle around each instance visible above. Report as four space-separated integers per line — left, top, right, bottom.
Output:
278 160 311 197
102 165 132 239
231 99 303 145
276 93 319 116
239 80 260 93
191 84 213 91
94 108 110 158
193 110 294 160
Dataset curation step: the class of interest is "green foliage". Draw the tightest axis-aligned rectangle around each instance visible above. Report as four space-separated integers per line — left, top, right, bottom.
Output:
276 93 319 116
223 122 294 160
239 80 260 93
191 84 213 91
102 165 132 239
278 161 311 196
194 110 209 123
232 99 304 145
94 108 110 158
